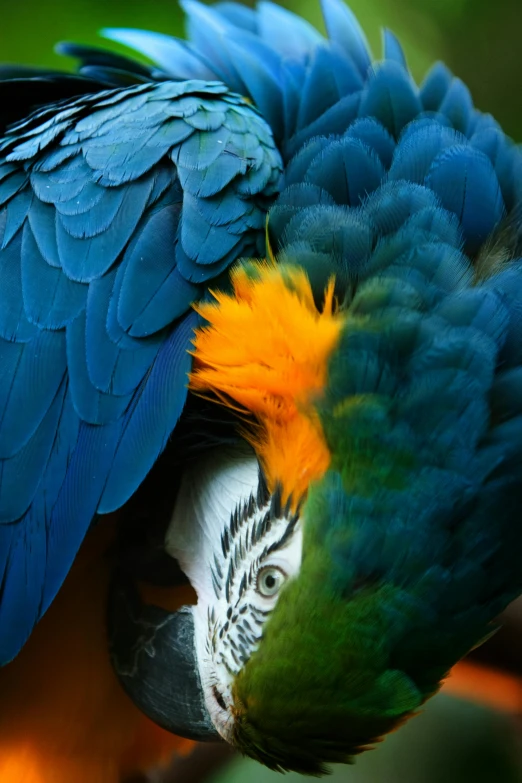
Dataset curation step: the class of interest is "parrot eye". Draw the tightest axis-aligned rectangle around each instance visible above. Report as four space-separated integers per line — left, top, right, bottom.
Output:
213 686 227 711
257 566 286 597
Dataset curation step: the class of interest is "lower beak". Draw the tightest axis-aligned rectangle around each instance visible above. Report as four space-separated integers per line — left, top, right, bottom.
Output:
108 575 221 742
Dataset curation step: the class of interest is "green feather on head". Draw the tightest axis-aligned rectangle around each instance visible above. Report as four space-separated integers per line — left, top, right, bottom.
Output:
102 0 522 774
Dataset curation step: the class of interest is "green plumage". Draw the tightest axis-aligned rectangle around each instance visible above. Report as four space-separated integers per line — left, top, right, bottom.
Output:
13 0 522 774
233 519 422 774
231 221 522 770
91 0 522 773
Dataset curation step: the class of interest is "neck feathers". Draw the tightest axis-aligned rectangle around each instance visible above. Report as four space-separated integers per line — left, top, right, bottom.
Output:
190 262 343 503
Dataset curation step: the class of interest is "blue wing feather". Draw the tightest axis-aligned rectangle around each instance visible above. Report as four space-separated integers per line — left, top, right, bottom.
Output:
256 1 322 58
0 77 281 662
382 29 407 69
215 2 257 31
86 274 158 394
101 29 216 81
223 38 285 141
98 310 198 513
27 198 61 268
2 188 33 247
56 178 155 281
180 0 243 88
2 0 522 671
296 46 345 132
117 202 195 333
0 507 46 664
0 378 69 523
57 187 126 239
66 310 135 424
0 331 66 460
0 171 28 204
320 0 371 78
40 413 122 612
0 230 38 342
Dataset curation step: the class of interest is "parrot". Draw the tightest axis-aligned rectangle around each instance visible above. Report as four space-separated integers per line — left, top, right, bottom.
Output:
1 0 522 780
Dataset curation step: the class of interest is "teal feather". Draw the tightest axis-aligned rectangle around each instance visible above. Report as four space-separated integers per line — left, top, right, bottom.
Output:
0 75 281 662
2 2 522 777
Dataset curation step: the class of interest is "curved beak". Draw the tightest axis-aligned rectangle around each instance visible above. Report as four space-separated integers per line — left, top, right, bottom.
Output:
108 576 221 742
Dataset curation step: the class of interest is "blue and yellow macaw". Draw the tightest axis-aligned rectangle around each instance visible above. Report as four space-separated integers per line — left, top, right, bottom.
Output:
2 0 522 780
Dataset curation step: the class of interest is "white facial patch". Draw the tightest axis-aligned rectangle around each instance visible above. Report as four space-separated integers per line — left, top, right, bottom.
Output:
165 444 303 741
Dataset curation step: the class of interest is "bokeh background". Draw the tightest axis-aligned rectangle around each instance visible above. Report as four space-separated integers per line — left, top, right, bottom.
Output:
2 0 522 780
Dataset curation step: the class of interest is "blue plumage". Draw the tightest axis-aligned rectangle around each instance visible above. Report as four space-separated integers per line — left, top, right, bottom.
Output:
0 331 66 459
305 137 385 205
1 0 522 687
22 216 86 330
0 73 281 662
98 310 199 513
0 230 38 341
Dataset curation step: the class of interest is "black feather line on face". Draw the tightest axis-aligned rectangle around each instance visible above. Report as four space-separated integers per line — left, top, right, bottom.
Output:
205 474 303 690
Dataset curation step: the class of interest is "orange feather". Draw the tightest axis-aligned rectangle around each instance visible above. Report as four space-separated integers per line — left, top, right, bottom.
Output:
191 262 343 503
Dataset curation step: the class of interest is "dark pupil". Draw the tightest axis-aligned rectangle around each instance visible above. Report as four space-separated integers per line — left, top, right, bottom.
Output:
265 574 276 589
213 686 227 711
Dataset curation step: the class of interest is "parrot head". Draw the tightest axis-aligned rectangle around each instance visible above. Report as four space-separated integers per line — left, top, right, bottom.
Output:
109 267 422 774
104 0 522 772
110 251 522 773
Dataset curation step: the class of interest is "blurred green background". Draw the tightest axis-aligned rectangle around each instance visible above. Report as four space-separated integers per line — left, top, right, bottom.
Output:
2 1 522 780
1 0 522 138
208 694 522 783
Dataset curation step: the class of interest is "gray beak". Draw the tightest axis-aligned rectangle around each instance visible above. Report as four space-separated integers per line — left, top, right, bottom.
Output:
108 577 221 742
